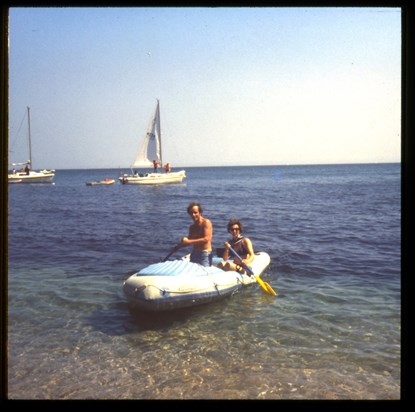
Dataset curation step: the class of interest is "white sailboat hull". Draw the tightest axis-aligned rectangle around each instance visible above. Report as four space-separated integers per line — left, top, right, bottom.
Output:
123 252 271 311
8 170 55 184
119 170 186 185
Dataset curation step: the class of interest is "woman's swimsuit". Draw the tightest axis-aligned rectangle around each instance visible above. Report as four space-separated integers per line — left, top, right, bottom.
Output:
229 236 250 273
230 236 248 257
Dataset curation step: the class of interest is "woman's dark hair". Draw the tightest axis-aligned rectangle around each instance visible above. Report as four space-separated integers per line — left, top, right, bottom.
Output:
187 202 203 215
227 219 244 233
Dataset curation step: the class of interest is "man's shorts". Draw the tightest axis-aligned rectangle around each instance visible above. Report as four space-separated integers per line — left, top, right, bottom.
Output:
190 251 213 267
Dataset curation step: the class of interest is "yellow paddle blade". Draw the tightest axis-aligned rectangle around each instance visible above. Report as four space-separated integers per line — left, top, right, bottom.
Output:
254 276 277 296
264 281 277 296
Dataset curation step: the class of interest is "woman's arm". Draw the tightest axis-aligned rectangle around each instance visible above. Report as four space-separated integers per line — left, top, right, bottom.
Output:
241 237 254 265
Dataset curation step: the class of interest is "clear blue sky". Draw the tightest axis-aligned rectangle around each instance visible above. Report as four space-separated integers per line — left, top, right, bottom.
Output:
8 7 401 169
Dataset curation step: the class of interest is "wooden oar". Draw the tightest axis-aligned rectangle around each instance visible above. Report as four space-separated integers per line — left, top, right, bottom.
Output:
161 244 183 262
228 246 277 296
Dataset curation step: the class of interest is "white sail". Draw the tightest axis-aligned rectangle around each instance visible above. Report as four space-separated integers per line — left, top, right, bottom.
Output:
131 101 161 168
119 99 186 185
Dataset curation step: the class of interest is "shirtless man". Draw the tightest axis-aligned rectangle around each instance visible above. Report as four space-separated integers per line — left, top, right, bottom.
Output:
179 202 213 266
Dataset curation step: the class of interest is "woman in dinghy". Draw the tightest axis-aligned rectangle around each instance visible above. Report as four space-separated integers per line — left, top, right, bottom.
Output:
218 219 254 274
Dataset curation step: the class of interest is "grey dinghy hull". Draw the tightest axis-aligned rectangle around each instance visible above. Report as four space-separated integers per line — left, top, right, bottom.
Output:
123 252 271 311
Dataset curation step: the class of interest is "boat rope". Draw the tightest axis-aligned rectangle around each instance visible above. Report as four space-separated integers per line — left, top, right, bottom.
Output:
132 265 244 296
212 280 221 295
144 277 236 296
147 284 211 295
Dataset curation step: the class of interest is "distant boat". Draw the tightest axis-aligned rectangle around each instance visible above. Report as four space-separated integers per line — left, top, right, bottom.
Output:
119 99 186 185
86 178 115 186
8 107 55 184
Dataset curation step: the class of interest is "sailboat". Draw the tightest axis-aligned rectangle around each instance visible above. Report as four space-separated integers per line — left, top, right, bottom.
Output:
119 100 186 185
8 107 55 184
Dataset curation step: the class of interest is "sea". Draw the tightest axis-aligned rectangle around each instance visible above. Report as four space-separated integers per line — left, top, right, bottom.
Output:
7 164 401 400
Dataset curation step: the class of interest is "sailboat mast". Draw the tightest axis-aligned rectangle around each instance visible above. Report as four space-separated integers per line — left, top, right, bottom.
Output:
27 106 33 169
156 99 162 169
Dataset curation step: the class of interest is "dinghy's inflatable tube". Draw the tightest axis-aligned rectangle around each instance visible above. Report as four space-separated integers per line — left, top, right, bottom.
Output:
123 253 270 311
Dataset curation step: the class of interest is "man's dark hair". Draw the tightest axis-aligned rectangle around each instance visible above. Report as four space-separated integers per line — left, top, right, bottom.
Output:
187 202 203 215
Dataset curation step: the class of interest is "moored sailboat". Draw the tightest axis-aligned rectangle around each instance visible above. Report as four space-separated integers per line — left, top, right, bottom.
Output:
119 100 186 185
8 107 55 184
